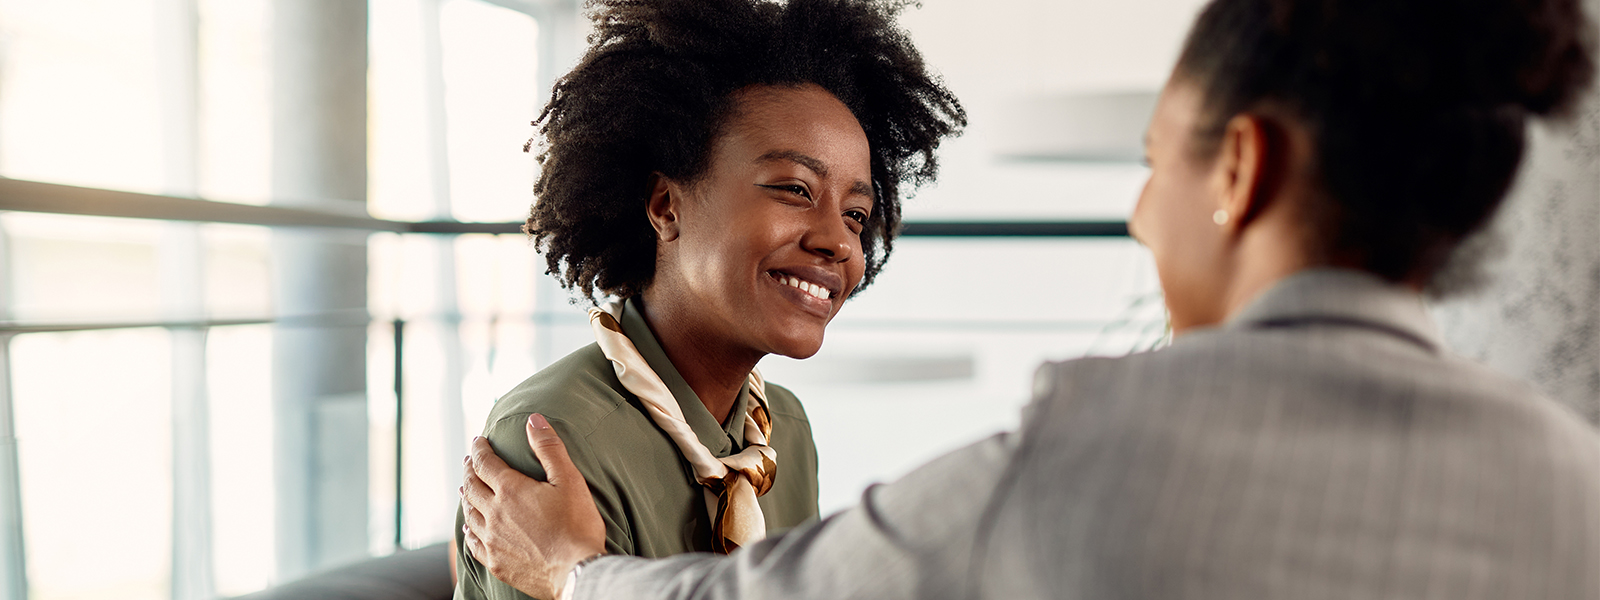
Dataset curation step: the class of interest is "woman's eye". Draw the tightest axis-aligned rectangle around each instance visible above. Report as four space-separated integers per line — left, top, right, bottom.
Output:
845 210 869 225
760 184 810 198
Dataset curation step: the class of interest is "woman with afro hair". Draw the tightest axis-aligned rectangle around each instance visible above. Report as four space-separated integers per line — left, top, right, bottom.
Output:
453 0 963 597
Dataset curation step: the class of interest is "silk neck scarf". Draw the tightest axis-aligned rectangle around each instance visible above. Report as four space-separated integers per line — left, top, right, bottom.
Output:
588 301 778 553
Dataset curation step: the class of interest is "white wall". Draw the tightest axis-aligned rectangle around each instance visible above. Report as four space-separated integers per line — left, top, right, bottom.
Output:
1431 49 1600 424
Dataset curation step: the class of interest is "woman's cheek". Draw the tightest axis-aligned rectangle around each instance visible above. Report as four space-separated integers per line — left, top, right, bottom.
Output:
1129 191 1164 254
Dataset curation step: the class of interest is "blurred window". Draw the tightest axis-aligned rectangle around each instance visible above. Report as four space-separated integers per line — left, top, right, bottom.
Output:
0 0 1170 597
0 0 167 194
0 0 281 597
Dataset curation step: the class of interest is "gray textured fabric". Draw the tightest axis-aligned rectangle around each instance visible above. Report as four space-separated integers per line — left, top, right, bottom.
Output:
574 269 1600 600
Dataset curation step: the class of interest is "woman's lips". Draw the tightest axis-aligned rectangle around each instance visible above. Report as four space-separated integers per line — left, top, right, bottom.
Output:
767 265 844 298
773 272 832 301
766 270 835 317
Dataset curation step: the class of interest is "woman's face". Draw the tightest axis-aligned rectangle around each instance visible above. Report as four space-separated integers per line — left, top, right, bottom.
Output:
653 84 872 359
1129 78 1232 332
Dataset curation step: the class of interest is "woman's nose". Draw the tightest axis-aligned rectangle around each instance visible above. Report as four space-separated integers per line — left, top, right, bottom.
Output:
802 213 855 262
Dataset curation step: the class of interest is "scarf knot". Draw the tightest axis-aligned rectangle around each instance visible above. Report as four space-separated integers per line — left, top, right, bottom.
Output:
588 302 778 554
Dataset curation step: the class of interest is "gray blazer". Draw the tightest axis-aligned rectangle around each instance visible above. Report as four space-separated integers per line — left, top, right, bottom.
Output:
575 269 1600 600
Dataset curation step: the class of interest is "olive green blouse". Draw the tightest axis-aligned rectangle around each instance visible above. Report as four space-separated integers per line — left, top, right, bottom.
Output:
454 298 820 600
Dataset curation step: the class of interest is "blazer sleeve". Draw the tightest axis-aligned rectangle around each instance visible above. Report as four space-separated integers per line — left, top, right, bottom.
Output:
571 426 1024 600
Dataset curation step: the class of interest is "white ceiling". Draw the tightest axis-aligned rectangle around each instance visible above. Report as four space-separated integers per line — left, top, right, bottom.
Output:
884 0 1212 219
901 0 1211 107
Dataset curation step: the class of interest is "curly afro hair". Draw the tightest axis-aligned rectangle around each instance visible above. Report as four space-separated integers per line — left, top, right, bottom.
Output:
524 0 966 302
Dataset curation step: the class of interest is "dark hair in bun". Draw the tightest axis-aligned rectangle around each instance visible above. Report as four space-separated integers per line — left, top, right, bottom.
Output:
1176 0 1595 284
527 0 965 302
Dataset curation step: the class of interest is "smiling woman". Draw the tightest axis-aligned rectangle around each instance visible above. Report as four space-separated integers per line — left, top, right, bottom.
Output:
645 85 873 378
452 0 963 597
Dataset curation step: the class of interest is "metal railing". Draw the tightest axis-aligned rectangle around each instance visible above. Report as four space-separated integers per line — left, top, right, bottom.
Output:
0 177 1130 238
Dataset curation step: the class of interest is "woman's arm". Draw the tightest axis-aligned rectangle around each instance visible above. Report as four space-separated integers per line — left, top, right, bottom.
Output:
462 414 1022 600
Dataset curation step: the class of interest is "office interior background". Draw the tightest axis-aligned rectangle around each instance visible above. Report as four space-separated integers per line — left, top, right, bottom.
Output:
0 0 1596 599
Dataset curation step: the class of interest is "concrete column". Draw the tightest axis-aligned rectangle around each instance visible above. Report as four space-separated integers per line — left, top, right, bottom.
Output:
161 226 211 600
533 1 581 109
270 0 371 579
532 1 581 369
0 334 23 600
418 0 466 547
154 1 215 598
0 41 25 596
0 350 19 600
1431 14 1600 423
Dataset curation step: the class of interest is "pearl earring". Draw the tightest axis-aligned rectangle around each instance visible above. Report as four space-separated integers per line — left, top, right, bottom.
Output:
1212 209 1230 226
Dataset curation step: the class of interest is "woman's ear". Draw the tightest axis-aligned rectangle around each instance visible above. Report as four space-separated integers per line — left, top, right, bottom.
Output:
1211 113 1276 235
645 173 682 242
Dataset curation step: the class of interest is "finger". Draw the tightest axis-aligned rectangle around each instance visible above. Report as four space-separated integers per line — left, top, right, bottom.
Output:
468 436 516 492
462 465 495 508
526 413 583 487
462 495 487 531
462 524 487 564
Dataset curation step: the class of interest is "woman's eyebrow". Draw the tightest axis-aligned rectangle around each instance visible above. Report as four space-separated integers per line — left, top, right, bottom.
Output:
756 149 872 198
755 149 829 177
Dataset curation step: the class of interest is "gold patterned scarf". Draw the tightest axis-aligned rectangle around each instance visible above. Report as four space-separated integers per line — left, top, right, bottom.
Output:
588 301 777 553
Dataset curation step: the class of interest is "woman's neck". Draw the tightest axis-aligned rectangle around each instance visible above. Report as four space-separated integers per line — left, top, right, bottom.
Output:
635 293 762 425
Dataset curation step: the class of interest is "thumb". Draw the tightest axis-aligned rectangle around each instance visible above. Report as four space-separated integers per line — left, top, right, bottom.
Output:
526 414 583 487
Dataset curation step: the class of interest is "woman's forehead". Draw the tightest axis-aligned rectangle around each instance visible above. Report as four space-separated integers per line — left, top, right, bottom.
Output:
715 85 871 172
1150 83 1202 140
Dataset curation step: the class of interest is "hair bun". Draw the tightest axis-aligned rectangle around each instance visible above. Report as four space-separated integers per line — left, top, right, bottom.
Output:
1280 0 1596 117
1177 0 1597 287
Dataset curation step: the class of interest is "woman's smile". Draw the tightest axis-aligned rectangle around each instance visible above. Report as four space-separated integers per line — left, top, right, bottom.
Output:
765 267 844 318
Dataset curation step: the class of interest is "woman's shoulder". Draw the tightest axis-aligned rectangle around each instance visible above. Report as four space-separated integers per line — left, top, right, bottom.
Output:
483 342 629 439
1029 326 1598 448
761 380 810 422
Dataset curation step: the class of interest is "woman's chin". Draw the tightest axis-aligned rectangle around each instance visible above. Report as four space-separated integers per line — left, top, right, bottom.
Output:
766 332 825 360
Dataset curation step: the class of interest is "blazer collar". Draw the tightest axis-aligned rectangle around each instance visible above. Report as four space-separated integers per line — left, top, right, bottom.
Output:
617 297 750 456
1224 268 1444 353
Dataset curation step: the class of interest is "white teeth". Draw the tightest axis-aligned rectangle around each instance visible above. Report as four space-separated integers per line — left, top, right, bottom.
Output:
775 273 830 301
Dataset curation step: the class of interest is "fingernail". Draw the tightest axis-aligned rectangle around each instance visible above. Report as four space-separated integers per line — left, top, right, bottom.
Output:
528 414 550 430
458 485 464 496
463 454 470 465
